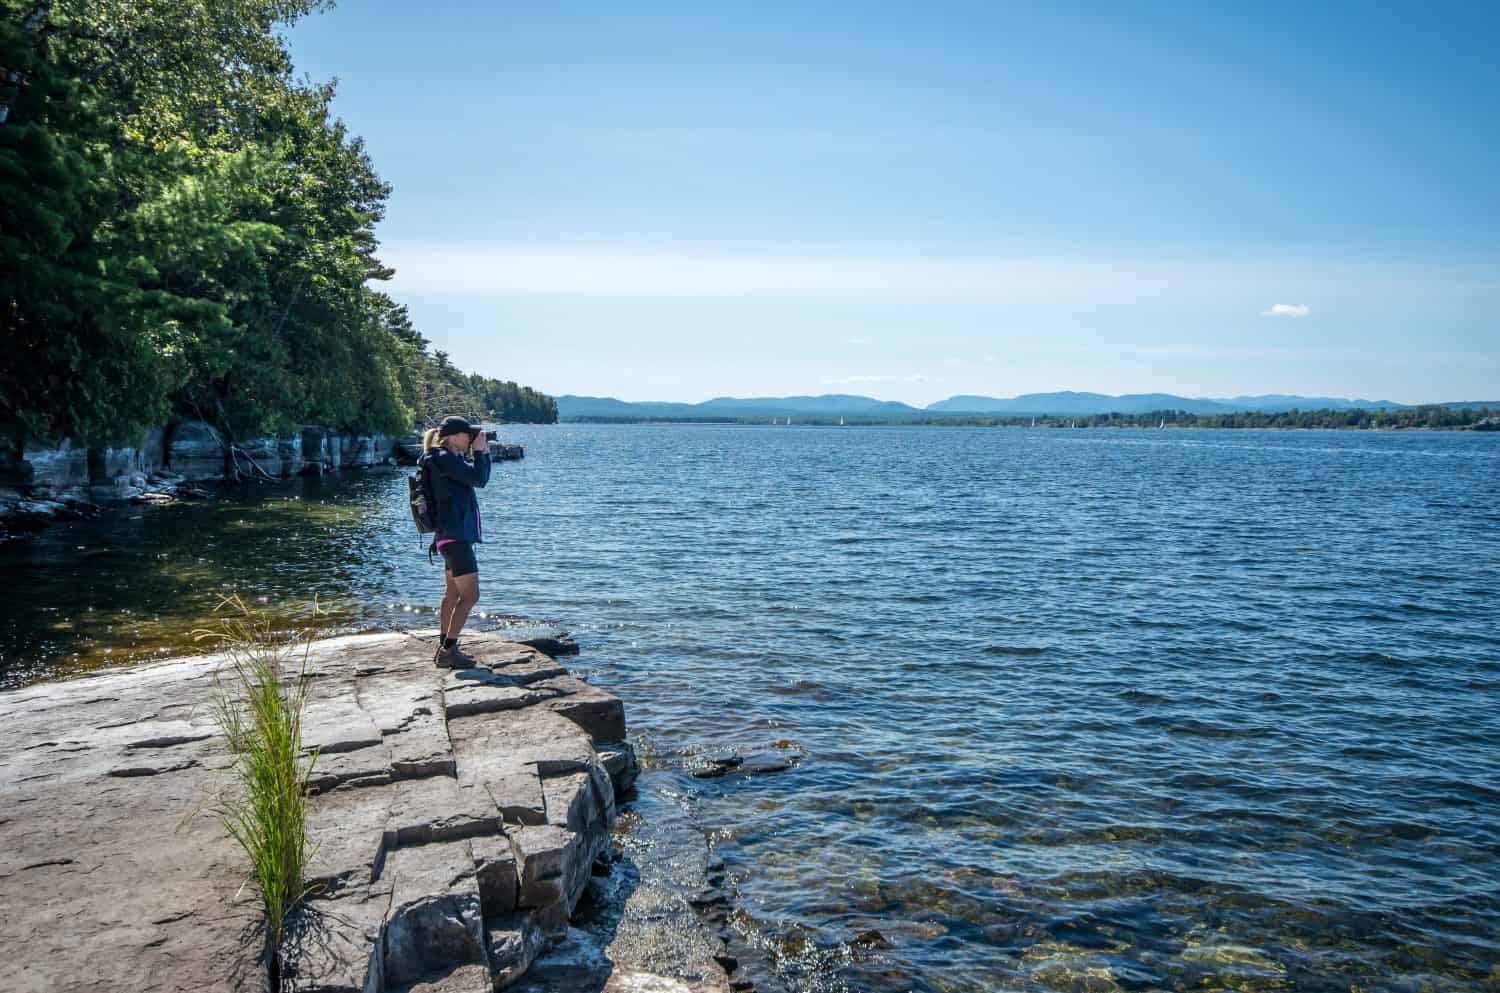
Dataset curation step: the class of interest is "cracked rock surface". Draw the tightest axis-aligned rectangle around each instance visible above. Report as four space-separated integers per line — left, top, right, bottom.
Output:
0 631 665 992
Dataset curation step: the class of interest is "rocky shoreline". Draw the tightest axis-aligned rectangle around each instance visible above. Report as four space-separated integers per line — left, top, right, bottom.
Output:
0 630 736 992
0 420 524 537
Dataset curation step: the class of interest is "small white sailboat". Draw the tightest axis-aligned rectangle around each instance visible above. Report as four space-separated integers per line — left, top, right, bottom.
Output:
839 416 845 426
1159 418 1166 429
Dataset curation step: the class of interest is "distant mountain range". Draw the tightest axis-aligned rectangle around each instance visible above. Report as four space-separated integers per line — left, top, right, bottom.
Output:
557 392 1496 420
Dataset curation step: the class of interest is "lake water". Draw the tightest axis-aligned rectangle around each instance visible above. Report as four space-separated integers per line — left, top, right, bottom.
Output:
4 425 1499 991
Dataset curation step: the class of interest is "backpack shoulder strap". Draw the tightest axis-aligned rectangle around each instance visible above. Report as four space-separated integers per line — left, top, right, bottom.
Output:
420 451 437 565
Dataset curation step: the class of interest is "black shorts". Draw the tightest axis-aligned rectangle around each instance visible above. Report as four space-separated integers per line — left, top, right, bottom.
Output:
438 540 478 578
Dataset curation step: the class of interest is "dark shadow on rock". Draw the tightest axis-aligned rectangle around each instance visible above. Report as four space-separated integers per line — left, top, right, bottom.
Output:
231 913 275 993
279 898 380 993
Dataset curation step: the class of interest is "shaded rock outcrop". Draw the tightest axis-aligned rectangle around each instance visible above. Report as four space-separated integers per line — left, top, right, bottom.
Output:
166 420 230 480
0 631 654 993
1 421 402 532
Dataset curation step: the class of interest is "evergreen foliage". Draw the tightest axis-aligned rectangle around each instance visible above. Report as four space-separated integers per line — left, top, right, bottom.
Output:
0 0 554 455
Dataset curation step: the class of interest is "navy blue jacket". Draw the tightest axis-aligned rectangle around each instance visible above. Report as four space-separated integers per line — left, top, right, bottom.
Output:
425 446 491 544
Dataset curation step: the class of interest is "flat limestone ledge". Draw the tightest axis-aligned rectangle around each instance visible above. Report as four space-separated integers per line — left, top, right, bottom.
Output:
0 631 642 993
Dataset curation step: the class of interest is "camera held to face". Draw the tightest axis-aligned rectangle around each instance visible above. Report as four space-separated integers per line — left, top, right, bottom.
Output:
483 429 498 442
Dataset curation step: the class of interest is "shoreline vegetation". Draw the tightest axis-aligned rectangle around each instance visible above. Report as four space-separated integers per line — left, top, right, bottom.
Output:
566 405 1500 430
201 597 322 988
0 0 556 484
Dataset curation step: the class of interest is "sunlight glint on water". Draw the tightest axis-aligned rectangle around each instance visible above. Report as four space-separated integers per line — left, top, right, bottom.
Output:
3 425 1498 991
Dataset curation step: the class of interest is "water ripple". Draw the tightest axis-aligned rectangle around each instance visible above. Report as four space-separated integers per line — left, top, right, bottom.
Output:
3 425 1498 992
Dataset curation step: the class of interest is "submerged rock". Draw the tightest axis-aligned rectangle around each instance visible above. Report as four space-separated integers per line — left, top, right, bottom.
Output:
739 753 794 776
691 750 795 780
689 753 744 779
851 928 894 950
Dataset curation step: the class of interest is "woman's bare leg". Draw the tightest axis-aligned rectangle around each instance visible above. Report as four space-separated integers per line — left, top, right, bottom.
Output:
447 573 480 639
439 568 459 638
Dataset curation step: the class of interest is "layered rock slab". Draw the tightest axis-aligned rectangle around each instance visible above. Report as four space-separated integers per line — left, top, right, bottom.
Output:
0 631 639 993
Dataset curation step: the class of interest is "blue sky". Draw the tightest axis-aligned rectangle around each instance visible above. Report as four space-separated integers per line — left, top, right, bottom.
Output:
285 2 1499 404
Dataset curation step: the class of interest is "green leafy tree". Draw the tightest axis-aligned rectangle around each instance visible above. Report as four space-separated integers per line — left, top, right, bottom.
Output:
1 0 555 468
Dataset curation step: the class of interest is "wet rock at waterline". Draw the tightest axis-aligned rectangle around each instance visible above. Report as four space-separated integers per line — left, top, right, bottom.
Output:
515 634 580 658
166 420 230 479
0 420 404 532
690 750 796 780
0 631 721 992
532 777 744 993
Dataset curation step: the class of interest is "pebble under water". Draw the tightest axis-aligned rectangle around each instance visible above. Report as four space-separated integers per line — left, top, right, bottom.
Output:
3 424 1498 992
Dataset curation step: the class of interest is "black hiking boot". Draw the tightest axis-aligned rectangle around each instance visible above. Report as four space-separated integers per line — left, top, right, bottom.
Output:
435 642 479 669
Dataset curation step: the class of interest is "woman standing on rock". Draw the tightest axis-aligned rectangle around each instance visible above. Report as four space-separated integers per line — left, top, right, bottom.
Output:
422 415 491 667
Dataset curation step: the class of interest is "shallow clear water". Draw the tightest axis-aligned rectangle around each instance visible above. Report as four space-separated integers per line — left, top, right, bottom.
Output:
4 425 1499 991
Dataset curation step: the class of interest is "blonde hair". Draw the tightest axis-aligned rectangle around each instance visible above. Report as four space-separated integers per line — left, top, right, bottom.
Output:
422 427 441 450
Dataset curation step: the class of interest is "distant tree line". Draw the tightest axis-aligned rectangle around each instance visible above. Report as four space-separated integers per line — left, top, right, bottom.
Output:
418 351 557 425
890 406 1498 429
1056 407 1499 430
567 406 1497 430
0 0 554 459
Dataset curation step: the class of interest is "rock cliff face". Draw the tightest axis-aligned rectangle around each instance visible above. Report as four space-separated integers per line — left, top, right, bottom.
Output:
1 421 402 528
0 631 661 993
14 420 402 488
165 419 231 479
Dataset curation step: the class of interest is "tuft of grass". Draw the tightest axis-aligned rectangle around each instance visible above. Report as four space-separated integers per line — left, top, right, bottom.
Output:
197 594 323 971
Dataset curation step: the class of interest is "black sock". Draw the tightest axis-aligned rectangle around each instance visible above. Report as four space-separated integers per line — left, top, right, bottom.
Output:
443 636 457 649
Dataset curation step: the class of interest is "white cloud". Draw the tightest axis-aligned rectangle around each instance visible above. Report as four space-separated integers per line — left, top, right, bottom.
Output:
1262 303 1311 318
844 336 872 345
982 354 997 363
942 357 964 366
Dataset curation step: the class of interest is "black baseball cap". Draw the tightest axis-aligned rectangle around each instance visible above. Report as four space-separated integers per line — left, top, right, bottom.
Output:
437 415 477 439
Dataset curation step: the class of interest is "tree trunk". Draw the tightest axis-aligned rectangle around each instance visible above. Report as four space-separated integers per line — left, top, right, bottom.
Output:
1 2 54 126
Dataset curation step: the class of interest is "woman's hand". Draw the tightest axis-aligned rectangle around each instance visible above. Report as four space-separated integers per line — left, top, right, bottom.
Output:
472 430 489 453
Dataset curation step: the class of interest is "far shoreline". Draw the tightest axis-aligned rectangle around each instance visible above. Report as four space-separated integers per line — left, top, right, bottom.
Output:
560 418 1498 432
